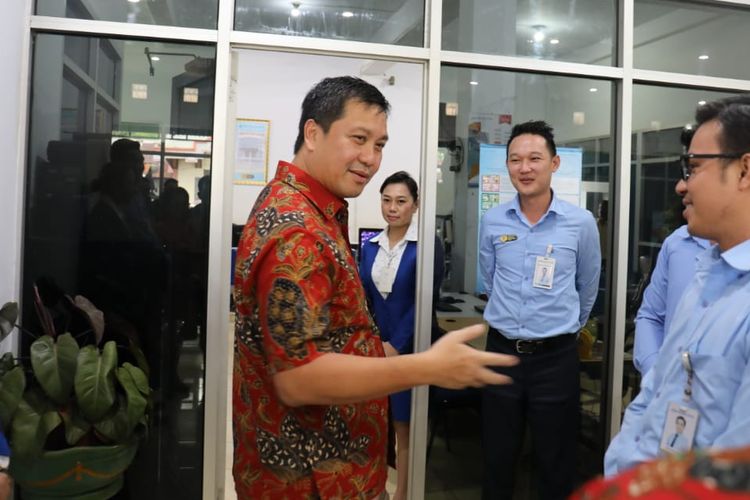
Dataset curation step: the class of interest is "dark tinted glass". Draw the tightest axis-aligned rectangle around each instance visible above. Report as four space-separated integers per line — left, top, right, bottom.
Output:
25 33 216 499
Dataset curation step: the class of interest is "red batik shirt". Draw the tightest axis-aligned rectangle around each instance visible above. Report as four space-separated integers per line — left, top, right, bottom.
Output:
232 161 388 500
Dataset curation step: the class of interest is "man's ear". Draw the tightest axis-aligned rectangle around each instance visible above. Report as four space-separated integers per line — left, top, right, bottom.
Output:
551 155 561 173
739 153 750 190
303 119 319 152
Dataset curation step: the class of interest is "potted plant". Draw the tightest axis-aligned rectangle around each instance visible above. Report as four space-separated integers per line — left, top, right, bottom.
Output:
0 285 151 500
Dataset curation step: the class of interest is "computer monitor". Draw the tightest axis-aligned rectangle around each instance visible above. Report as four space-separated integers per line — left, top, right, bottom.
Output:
357 227 382 263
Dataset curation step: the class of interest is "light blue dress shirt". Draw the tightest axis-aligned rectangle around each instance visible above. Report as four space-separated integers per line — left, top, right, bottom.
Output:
479 193 601 339
634 225 711 374
605 238 750 476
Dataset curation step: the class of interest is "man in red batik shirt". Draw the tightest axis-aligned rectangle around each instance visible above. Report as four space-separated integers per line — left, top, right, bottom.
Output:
232 76 518 499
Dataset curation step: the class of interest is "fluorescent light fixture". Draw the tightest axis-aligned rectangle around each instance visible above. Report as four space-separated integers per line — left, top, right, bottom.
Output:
469 81 479 86
589 87 598 92
698 54 709 60
698 100 707 106
342 11 354 18
150 56 160 61
550 39 560 45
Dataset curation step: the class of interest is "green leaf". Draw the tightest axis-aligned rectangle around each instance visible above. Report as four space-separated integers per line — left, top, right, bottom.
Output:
30 333 79 405
0 353 16 378
10 391 62 458
60 406 91 446
74 341 117 421
116 364 148 433
128 339 150 378
93 395 129 443
0 302 18 342
0 366 25 429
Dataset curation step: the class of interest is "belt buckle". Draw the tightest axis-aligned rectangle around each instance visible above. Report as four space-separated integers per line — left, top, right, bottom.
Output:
515 339 536 354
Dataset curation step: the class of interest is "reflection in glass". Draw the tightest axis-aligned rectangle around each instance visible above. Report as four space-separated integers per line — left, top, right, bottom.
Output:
36 0 218 29
25 33 215 499
428 66 612 497
634 0 750 80
624 85 738 403
442 0 616 65
234 0 425 46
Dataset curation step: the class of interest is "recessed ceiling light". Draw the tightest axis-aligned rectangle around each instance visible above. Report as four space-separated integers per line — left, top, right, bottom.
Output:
589 87 598 92
342 11 354 18
150 56 160 61
127 0 140 3
532 24 546 43
698 54 709 60
698 100 707 106
550 38 560 45
469 81 479 86
685 124 693 130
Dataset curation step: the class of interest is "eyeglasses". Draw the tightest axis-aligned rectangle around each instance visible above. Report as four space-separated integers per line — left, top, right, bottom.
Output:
679 153 744 181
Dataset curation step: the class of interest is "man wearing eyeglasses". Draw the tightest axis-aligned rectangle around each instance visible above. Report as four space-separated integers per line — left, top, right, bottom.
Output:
605 95 750 475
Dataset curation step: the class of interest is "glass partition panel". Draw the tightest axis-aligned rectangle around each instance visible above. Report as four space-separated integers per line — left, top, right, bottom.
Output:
442 0 616 65
25 33 216 499
36 0 218 29
625 85 740 404
234 0 425 46
634 0 750 80
428 66 613 497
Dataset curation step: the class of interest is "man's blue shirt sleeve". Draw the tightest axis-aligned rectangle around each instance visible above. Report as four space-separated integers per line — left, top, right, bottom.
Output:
633 240 670 375
576 211 601 326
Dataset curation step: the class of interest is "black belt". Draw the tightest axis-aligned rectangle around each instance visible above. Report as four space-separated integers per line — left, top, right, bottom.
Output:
489 327 576 355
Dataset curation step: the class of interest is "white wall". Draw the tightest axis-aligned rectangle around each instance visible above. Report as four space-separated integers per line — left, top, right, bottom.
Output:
0 0 28 352
232 49 424 243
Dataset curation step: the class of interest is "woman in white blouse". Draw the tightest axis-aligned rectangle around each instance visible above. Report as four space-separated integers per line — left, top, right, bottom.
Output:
360 171 420 500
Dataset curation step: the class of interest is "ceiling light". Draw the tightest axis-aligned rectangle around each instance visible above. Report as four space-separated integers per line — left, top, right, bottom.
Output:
342 11 354 18
550 38 560 45
698 54 709 60
698 100 707 106
127 0 140 3
150 56 160 61
589 87 598 92
685 124 693 130
291 2 301 17
469 81 479 86
532 25 546 43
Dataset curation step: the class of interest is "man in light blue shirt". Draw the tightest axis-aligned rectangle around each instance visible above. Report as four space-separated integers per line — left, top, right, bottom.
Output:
634 225 711 375
479 120 601 499
605 95 750 475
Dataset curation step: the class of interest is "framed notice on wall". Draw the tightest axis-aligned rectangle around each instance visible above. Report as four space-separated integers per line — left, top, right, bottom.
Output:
234 118 270 185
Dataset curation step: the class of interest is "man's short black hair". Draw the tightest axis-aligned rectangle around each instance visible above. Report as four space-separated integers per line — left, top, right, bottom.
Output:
506 120 557 158
293 76 390 154
676 415 686 426
692 94 750 154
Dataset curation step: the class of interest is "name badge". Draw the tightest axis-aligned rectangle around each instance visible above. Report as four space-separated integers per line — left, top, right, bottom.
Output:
533 256 555 289
659 402 699 455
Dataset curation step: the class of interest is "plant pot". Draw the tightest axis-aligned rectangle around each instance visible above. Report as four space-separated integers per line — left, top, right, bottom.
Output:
9 443 138 500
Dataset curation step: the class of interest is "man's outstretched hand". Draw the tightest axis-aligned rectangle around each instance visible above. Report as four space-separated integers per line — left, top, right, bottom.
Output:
421 323 518 389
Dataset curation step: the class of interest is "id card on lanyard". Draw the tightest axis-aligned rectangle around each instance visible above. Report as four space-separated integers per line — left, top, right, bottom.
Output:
659 352 700 455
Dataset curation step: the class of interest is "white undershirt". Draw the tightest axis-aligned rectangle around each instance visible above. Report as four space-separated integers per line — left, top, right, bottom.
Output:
370 219 418 299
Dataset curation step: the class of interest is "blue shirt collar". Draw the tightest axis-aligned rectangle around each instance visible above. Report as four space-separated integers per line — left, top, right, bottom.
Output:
507 190 562 223
721 238 750 272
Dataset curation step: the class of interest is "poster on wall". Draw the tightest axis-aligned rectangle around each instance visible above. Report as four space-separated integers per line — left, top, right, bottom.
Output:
234 118 270 185
474 143 583 294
